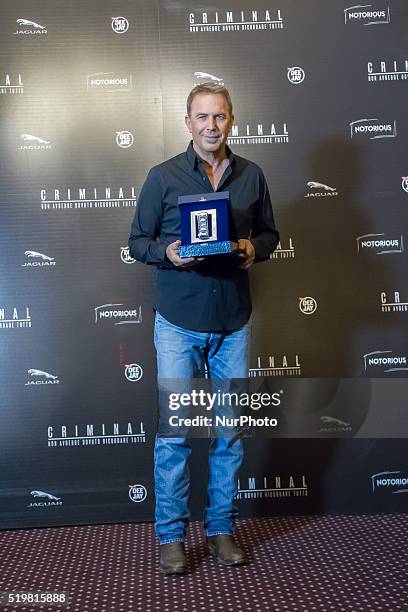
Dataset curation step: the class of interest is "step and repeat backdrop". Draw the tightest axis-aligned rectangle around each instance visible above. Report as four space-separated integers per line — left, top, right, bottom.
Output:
1 0 407 529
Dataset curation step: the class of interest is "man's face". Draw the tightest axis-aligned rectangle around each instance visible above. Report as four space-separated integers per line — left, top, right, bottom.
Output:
185 93 234 156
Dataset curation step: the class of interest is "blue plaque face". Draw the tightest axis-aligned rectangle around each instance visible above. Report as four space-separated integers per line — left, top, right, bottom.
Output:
178 191 232 258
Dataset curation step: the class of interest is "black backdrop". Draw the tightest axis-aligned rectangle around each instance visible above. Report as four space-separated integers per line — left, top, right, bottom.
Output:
1 1 407 529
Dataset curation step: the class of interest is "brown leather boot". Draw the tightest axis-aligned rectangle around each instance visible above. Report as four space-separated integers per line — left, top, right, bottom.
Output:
207 534 248 566
159 542 189 575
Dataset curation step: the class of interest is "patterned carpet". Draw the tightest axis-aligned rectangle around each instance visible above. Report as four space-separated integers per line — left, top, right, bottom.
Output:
0 513 407 611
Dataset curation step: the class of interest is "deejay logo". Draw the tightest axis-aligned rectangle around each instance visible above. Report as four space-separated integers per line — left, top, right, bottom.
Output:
111 16 129 33
287 67 305 84
129 484 147 503
299 297 317 315
125 364 143 382
402 177 408 193
349 118 397 139
120 246 136 264
344 4 390 25
116 131 134 148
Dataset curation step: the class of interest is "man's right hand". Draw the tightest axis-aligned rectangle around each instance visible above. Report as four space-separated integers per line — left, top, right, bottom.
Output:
165 240 206 269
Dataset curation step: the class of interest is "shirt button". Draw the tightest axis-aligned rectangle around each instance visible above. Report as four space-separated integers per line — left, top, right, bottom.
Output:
212 289 217 293
202 177 205 181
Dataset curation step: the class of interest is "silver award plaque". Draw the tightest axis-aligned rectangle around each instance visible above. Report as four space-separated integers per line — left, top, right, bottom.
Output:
190 208 217 243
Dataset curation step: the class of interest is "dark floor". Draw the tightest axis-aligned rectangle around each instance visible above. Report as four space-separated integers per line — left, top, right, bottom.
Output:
0 513 407 611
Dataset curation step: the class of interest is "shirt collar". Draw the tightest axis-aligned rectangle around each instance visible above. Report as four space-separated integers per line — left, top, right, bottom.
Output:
186 140 235 169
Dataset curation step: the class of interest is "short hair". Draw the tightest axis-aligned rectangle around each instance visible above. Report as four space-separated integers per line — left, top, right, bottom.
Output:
186 82 233 117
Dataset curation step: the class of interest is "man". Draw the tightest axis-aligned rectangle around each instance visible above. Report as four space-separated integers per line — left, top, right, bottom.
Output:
128 83 279 574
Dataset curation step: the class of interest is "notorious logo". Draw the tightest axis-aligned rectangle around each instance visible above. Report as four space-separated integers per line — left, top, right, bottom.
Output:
363 350 408 374
0 306 31 329
47 421 146 447
86 72 133 92
249 354 301 377
94 303 142 325
228 121 288 145
344 4 390 25
371 470 408 494
367 59 408 82
381 291 408 313
349 118 397 139
188 9 284 32
40 186 137 211
236 474 308 500
356 233 404 255
0 73 23 95
271 238 295 259
14 18 47 35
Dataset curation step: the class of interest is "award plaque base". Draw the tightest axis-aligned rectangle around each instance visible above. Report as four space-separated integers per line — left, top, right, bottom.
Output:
179 240 232 258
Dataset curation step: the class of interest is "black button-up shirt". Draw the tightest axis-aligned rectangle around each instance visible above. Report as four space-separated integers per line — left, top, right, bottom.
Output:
128 141 279 332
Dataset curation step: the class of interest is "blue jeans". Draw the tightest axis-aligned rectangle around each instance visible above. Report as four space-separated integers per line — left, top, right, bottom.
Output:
153 311 251 544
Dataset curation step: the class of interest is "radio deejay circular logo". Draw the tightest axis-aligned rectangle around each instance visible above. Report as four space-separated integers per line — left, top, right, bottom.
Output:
402 177 408 193
287 66 305 84
116 131 134 148
299 296 318 315
120 246 136 264
111 16 129 33
125 364 143 382
129 484 147 503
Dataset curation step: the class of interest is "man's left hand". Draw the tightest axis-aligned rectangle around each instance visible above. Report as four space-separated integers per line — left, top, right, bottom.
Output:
237 239 255 270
